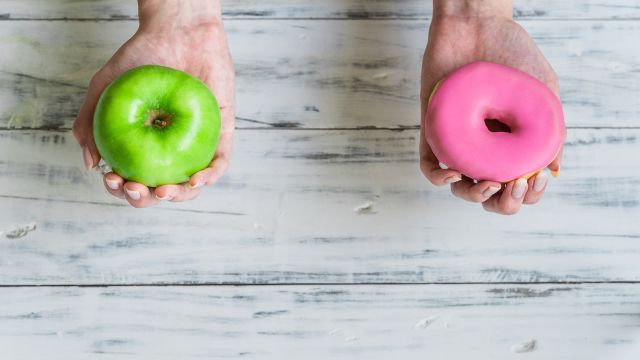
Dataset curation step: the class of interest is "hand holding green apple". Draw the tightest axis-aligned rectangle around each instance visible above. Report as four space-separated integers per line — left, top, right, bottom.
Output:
72 0 235 208
93 65 222 187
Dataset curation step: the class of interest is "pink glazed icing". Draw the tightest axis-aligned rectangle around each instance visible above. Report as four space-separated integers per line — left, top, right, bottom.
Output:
424 61 565 183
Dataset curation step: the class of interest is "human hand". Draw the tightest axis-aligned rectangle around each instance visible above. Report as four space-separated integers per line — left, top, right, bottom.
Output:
72 0 235 208
420 0 563 215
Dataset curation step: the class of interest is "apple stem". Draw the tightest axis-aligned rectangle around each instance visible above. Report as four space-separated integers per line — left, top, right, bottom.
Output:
154 119 168 128
146 110 173 129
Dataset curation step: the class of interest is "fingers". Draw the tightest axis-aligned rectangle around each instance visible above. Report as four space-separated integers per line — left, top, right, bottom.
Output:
451 179 502 203
419 66 459 187
103 172 125 199
73 69 113 170
176 187 202 202
154 184 201 203
122 182 159 208
548 124 566 177
420 162 462 186
150 157 229 205
446 170 550 212
84 129 99 171
443 172 551 213
548 145 564 177
419 153 461 186
419 127 462 186
103 172 205 206
108 155 230 207
189 156 229 188
523 172 548 205
153 150 231 205
482 178 528 215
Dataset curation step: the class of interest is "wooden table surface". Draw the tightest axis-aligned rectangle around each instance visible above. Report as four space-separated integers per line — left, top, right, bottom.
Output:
1 1 639 358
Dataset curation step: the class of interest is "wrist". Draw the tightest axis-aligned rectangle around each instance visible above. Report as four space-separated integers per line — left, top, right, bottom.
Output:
433 0 513 20
138 0 222 33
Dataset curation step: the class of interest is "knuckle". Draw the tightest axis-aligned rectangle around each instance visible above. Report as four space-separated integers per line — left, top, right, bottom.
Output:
467 188 487 203
482 202 493 212
89 73 103 88
110 191 125 200
128 201 146 209
450 186 463 198
71 122 83 142
428 178 443 187
500 205 520 216
451 185 483 203
428 172 447 187
186 189 201 200
219 158 230 172
419 162 431 180
419 161 434 181
523 196 541 205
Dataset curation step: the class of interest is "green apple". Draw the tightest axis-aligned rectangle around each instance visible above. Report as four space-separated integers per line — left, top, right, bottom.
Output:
93 65 221 187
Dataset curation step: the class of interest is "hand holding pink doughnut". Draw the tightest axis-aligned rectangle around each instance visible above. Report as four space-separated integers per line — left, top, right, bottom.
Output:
420 1 564 215
424 61 565 183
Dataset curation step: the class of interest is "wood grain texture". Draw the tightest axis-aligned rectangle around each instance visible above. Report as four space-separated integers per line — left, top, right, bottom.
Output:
1 128 638 285
1 284 639 359
1 1 638 356
2 0 640 20
0 20 638 130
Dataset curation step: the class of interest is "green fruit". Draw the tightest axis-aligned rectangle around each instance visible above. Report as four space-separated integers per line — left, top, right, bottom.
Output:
93 65 221 187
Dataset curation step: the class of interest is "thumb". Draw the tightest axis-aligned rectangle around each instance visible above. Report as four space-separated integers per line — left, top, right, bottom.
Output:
548 143 564 177
545 75 564 177
72 69 112 170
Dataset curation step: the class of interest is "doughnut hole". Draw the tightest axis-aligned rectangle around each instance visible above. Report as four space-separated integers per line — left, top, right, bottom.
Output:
484 118 512 133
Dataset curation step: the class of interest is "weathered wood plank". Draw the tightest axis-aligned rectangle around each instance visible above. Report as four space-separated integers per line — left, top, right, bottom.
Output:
2 0 639 20
0 20 638 130
0 128 638 284
1 284 639 358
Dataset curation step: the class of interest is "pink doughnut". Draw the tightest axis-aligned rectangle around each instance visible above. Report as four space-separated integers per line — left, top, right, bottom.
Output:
424 61 565 183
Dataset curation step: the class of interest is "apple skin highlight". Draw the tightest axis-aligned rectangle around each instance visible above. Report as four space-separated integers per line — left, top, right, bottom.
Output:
93 65 221 187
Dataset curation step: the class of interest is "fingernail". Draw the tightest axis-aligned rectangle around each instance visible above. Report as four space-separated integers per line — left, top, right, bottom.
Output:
82 146 94 171
155 193 171 200
125 188 141 200
444 175 462 184
190 181 204 189
533 172 548 192
106 179 119 190
482 186 501 198
512 178 528 199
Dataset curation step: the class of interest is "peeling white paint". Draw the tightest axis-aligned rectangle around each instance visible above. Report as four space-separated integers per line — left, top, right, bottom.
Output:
372 72 388 80
414 315 439 330
353 202 376 215
511 339 538 353
3 222 37 239
329 327 359 342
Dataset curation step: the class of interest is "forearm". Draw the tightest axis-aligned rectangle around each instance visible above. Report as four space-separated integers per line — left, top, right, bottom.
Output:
138 0 222 32
433 0 512 19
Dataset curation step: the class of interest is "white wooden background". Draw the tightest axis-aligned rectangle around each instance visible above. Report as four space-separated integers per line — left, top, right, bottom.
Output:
0 1 639 358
